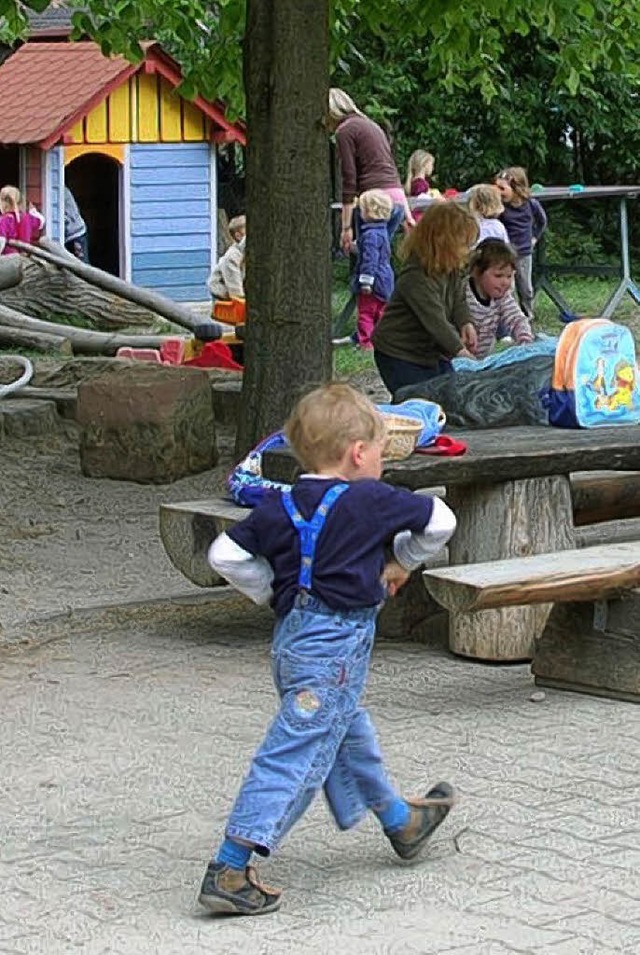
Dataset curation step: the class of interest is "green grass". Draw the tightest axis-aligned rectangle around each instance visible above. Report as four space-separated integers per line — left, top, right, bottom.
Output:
534 277 640 337
333 343 375 377
331 264 640 354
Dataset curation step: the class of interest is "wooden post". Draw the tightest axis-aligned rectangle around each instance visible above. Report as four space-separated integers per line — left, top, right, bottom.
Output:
533 594 640 703
446 475 575 661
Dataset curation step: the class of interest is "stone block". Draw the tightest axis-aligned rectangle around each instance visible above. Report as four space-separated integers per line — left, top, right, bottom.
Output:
77 364 218 484
210 377 242 427
0 399 60 439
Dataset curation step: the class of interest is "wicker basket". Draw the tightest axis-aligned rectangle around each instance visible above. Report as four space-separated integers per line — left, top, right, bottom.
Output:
382 414 424 461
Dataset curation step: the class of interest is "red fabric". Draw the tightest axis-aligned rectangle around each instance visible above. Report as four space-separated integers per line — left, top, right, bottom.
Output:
414 435 467 456
183 341 243 371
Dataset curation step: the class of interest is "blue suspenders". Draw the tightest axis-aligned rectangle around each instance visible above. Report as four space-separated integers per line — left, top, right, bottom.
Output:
280 483 349 590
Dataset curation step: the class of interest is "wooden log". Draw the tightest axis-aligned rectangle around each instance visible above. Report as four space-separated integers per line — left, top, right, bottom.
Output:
159 499 247 587
7 238 221 337
571 471 640 525
0 256 159 330
445 475 575 661
575 516 640 548
0 301 173 355
533 594 640 703
0 256 23 291
0 323 71 354
424 541 640 613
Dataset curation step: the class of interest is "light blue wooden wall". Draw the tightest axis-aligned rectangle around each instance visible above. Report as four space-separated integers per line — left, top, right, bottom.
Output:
48 147 64 244
130 143 212 302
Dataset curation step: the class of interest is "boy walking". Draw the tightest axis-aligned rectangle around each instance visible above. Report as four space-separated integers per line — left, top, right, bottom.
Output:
200 383 457 915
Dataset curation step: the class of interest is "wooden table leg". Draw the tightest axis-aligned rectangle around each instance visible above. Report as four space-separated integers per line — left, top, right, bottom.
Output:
446 475 575 662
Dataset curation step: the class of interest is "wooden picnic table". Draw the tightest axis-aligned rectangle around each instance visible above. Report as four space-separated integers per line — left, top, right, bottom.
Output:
263 425 640 661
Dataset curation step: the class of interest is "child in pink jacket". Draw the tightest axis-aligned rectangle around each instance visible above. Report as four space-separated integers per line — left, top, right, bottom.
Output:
0 186 45 255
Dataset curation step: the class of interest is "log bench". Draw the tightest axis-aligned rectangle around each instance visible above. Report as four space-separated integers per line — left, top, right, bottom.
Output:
160 481 640 651
423 542 640 702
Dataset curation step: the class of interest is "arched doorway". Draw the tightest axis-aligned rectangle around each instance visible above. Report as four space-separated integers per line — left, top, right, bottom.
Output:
65 153 121 276
0 146 19 192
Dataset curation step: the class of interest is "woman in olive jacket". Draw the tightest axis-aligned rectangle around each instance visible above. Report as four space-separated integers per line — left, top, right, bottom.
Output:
372 202 479 396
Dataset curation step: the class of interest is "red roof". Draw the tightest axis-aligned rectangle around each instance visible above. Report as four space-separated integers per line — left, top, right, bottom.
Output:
0 41 246 148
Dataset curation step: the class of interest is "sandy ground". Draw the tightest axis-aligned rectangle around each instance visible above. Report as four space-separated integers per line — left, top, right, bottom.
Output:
0 356 389 640
0 413 238 639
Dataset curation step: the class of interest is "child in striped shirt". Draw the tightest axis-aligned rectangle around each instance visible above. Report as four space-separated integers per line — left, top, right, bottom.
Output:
465 239 534 359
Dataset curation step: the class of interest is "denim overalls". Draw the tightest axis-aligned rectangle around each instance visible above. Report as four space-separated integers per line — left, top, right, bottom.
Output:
225 484 398 854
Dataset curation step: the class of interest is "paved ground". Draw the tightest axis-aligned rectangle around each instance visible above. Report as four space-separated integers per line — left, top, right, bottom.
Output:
2 592 639 954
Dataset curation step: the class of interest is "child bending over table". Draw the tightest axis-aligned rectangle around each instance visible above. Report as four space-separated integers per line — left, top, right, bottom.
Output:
466 238 534 359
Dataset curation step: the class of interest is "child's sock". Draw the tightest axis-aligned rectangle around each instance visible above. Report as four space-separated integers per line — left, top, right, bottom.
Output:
216 838 253 870
374 797 411 834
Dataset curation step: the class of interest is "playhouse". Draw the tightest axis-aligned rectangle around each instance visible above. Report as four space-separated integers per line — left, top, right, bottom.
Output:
0 35 246 301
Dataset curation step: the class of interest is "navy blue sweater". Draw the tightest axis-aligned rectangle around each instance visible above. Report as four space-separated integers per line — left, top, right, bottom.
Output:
500 199 547 256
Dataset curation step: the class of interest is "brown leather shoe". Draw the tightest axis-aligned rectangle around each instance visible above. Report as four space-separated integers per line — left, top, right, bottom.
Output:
198 862 282 915
386 782 455 861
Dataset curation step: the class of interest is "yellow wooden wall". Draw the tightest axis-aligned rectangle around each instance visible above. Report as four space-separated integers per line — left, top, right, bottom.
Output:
67 74 210 145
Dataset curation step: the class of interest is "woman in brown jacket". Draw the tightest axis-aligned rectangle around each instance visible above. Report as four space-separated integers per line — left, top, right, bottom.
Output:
327 88 413 254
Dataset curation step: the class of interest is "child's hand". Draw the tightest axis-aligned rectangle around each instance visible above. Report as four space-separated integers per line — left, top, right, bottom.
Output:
382 560 410 597
456 347 476 360
461 323 478 353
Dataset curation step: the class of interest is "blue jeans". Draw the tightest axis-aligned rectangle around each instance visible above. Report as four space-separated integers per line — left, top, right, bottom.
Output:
225 594 398 854
374 349 453 397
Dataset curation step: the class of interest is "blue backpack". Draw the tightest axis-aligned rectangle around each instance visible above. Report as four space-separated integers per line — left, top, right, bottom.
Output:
547 318 640 428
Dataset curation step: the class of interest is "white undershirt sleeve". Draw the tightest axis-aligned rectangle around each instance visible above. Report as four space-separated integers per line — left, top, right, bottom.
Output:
392 497 457 571
208 533 274 605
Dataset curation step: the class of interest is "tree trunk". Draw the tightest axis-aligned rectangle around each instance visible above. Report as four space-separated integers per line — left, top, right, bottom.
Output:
0 256 160 330
237 0 331 454
446 475 576 661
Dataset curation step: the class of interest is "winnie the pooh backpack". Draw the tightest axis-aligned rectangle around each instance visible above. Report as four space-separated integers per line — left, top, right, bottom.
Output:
547 318 640 427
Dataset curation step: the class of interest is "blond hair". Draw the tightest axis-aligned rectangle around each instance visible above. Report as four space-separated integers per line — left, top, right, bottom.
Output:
468 183 504 219
285 383 387 471
405 149 434 194
228 215 246 240
400 202 479 276
495 166 530 203
0 185 23 215
358 189 393 222
327 88 363 126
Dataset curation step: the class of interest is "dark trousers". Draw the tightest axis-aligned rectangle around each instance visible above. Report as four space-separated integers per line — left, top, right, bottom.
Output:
374 350 452 397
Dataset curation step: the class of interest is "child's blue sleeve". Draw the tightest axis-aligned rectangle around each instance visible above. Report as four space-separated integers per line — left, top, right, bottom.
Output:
357 233 381 288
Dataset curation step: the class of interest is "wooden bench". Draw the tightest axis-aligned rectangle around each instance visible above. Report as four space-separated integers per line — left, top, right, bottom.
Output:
159 498 248 588
423 542 640 703
160 474 640 589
